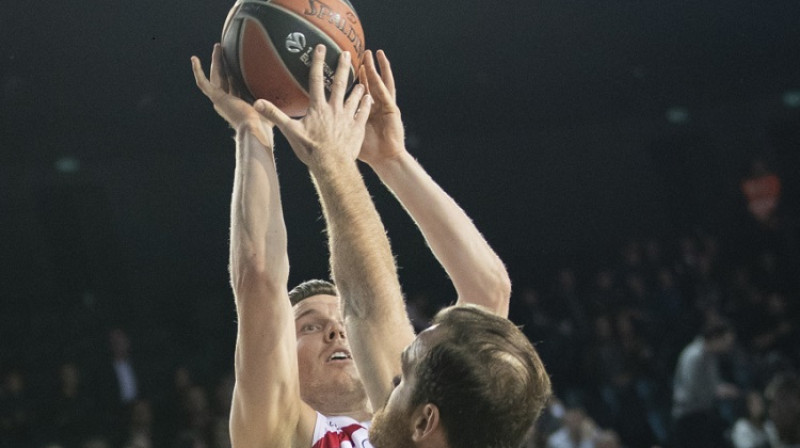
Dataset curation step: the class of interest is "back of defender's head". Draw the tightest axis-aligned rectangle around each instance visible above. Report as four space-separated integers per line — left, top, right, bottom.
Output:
412 305 551 448
288 279 337 307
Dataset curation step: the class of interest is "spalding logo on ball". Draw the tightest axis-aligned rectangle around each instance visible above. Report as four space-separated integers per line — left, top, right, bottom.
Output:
221 0 365 117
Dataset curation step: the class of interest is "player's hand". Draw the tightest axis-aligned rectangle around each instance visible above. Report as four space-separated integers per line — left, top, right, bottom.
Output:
191 43 273 146
254 45 372 168
357 50 406 167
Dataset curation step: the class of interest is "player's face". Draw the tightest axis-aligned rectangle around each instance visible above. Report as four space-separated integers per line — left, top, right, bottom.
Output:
293 294 366 410
370 326 442 448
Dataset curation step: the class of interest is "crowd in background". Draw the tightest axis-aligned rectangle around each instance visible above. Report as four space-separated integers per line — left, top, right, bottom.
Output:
2 160 798 448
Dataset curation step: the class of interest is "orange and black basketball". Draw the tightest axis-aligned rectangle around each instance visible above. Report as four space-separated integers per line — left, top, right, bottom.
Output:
221 0 365 117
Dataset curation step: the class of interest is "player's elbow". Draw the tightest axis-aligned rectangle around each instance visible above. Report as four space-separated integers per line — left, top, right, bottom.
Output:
488 267 512 315
476 263 512 316
458 264 512 317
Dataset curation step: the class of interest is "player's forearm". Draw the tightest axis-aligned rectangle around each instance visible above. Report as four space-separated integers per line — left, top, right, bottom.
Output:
310 155 413 409
229 125 289 296
370 151 511 316
309 157 403 320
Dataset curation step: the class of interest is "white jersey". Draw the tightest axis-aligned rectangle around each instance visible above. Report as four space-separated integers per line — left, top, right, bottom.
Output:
311 412 373 448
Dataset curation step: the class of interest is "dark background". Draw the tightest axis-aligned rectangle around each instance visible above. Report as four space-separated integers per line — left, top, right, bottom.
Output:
1 0 799 382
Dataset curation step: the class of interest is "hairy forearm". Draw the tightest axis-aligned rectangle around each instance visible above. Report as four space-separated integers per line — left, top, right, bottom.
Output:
310 157 403 320
370 151 511 316
310 154 413 409
229 125 289 296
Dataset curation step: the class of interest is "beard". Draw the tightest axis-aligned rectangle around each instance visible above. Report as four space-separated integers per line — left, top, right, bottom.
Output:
370 404 415 448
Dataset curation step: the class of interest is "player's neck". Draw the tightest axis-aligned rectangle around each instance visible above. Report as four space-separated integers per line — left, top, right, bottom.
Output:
314 398 371 422
324 407 372 422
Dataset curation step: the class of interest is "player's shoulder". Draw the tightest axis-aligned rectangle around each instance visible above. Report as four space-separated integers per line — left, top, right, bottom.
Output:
311 412 373 448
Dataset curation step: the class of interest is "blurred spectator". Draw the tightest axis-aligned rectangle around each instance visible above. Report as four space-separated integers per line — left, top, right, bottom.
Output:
727 271 771 349
94 327 143 437
583 315 625 421
546 406 598 448
619 240 644 281
642 238 665 285
212 372 234 448
741 158 781 228
693 240 724 316
593 430 623 448
109 328 140 405
765 372 800 447
121 399 154 448
515 287 555 344
746 292 798 362
587 269 623 318
672 320 740 448
81 436 111 448
0 367 36 447
157 365 196 445
620 272 649 321
730 390 773 448
652 268 686 345
173 385 213 448
549 268 589 334
613 313 663 447
520 395 566 448
45 361 98 448
543 269 587 398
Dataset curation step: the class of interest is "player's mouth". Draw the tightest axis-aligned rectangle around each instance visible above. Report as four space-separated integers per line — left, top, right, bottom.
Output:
326 350 353 363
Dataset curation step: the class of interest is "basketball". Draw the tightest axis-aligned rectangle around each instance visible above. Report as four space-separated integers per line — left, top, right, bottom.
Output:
221 0 365 117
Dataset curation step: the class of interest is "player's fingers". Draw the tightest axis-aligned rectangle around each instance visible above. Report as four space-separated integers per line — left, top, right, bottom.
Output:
344 83 365 115
353 94 373 126
218 48 231 93
363 50 391 104
191 56 214 97
210 44 225 88
358 65 369 94
308 44 327 105
330 51 351 106
376 50 396 100
254 99 292 130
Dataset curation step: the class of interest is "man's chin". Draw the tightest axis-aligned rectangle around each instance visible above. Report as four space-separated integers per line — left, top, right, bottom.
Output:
319 373 368 405
370 407 414 448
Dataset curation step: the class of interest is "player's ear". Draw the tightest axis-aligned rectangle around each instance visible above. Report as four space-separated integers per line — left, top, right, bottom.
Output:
411 403 442 443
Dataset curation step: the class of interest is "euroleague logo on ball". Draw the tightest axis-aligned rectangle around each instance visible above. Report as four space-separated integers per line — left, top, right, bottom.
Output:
285 32 306 53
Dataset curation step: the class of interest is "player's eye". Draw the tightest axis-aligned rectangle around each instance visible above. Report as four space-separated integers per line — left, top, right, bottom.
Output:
301 323 322 333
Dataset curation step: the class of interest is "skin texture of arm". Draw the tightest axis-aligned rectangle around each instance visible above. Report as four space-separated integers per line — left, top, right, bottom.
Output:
359 50 512 318
192 44 316 448
255 45 414 414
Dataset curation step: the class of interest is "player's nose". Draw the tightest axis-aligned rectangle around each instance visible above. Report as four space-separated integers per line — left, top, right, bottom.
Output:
325 322 346 342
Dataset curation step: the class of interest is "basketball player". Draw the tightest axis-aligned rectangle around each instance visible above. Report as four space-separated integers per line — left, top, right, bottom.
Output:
254 44 552 448
192 42 548 448
192 42 373 448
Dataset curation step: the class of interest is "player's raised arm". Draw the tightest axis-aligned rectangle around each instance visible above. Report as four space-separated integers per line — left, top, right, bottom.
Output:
191 44 315 448
255 45 414 412
358 50 512 317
